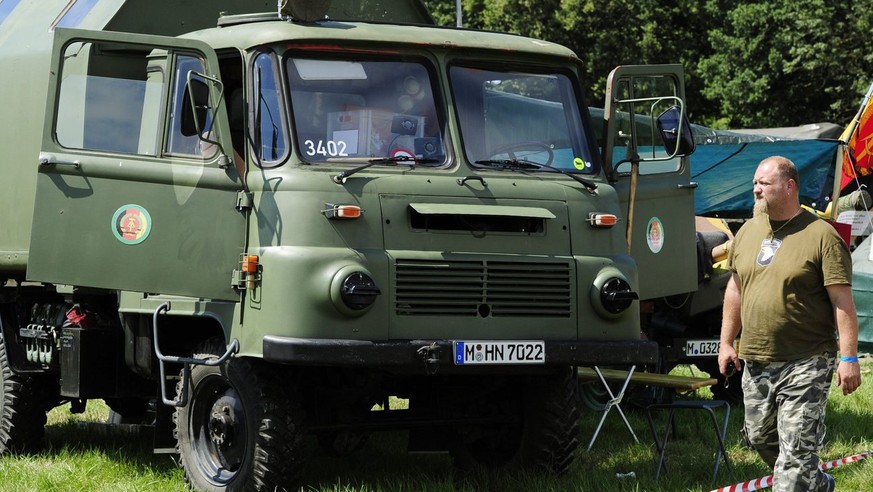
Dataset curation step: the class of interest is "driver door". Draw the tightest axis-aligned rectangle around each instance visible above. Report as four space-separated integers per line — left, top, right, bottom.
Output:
602 65 697 300
28 29 245 301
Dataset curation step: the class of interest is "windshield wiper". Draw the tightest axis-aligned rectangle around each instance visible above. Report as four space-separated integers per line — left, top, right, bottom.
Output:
474 159 598 192
332 155 440 184
474 159 540 170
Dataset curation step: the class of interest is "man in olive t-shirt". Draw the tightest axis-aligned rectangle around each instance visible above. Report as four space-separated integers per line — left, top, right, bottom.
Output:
718 156 862 492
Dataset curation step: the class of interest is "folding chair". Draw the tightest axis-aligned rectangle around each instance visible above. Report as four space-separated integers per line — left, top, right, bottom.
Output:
585 365 640 450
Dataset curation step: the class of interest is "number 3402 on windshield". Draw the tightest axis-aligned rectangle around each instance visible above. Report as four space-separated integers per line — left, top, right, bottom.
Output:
304 139 349 157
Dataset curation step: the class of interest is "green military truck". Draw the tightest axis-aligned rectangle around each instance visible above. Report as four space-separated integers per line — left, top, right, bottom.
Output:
0 0 705 489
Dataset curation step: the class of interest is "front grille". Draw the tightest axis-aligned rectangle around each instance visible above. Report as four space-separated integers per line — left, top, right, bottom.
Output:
395 259 572 317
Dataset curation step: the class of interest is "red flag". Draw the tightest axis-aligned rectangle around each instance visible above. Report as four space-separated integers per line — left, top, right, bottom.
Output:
842 95 873 189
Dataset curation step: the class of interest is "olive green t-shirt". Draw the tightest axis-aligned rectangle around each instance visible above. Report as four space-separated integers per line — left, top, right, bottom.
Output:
728 210 850 361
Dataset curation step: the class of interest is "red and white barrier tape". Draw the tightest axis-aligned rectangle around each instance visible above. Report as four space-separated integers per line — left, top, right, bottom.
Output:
709 450 871 492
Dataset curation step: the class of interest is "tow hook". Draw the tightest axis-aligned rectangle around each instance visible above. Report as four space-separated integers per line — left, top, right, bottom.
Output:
417 342 441 375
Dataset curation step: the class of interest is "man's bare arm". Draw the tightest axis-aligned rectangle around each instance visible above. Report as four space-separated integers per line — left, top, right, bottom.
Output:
718 272 743 376
826 283 862 395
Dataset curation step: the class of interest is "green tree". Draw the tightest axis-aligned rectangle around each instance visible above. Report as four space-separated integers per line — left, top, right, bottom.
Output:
699 0 867 128
426 0 721 123
557 0 720 122
425 0 459 26
423 0 873 129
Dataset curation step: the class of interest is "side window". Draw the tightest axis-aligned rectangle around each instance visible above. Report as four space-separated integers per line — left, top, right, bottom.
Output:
253 53 288 165
166 54 212 158
56 41 160 155
609 75 684 176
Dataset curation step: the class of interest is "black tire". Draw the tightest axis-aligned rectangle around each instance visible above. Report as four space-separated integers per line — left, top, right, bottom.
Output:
315 396 373 457
0 335 49 454
174 338 304 491
452 367 580 475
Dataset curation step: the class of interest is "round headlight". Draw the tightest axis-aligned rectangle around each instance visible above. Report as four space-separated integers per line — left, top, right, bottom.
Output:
340 272 381 310
600 277 636 314
330 266 381 315
590 269 638 319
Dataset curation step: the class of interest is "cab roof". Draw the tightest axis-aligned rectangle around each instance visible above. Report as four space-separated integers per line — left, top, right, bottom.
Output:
184 15 578 62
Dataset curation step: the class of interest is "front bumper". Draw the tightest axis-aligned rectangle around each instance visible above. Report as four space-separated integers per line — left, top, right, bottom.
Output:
263 336 658 371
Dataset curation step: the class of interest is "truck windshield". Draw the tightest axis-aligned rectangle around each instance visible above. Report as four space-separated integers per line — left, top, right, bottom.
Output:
286 57 445 164
449 65 596 174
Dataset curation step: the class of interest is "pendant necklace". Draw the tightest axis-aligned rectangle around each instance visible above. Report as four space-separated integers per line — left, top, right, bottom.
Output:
768 210 801 240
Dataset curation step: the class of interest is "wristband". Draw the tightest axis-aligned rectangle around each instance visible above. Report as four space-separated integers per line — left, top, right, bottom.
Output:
839 355 859 363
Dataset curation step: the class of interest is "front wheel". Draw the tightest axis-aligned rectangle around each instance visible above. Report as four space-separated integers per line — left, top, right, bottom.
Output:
452 367 580 475
174 339 304 491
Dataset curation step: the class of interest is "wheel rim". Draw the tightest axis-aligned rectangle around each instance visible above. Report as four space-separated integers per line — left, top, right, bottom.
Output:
189 374 249 485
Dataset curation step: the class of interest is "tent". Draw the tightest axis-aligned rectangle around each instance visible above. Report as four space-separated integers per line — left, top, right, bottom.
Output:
689 124 842 218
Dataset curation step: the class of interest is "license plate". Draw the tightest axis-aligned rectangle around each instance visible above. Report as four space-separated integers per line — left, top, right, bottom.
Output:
453 341 545 365
684 339 722 357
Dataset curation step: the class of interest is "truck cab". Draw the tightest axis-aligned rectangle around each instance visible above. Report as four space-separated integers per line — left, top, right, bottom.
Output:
0 1 698 489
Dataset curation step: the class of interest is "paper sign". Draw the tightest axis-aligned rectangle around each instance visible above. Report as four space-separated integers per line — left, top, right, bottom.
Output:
836 211 873 236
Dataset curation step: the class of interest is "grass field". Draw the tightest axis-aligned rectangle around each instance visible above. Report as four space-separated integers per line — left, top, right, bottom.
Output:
0 360 870 491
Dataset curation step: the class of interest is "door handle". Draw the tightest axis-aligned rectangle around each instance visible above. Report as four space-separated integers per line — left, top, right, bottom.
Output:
677 181 698 189
38 154 80 169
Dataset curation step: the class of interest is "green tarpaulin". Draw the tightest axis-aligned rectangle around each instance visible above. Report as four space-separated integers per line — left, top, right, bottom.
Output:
851 272 873 353
851 236 873 353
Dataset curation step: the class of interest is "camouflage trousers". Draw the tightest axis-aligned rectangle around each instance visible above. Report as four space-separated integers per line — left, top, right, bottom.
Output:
741 353 835 492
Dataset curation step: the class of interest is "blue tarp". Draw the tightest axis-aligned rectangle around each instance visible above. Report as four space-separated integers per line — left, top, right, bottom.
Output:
690 139 841 217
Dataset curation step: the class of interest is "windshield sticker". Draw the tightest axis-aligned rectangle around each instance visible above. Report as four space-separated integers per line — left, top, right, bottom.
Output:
647 217 664 253
573 157 591 171
112 205 151 245
391 148 415 159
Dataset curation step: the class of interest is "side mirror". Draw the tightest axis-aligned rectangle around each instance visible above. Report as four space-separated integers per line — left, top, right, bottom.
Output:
656 105 695 157
180 77 210 137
